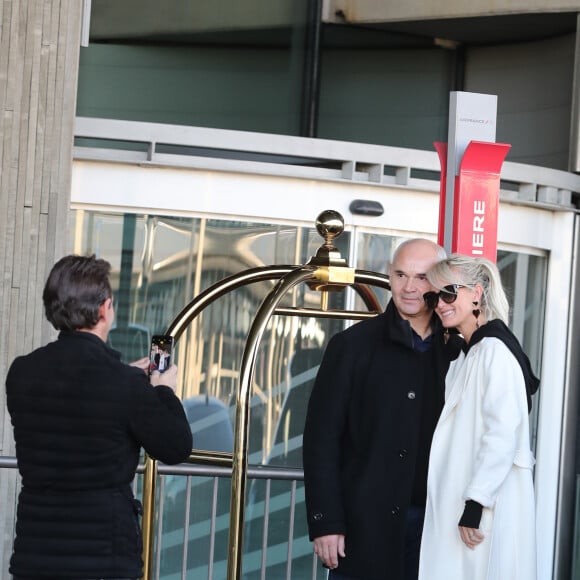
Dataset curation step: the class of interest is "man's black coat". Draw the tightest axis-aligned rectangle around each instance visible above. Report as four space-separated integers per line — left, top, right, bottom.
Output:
6 330 193 579
303 300 460 580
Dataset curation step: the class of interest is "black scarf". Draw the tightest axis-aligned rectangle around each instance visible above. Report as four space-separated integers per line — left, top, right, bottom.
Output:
464 319 540 413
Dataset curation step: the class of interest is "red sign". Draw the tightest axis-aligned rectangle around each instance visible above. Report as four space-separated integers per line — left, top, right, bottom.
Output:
435 141 511 263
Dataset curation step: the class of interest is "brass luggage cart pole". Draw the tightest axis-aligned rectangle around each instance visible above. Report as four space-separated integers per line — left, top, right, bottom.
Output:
141 455 157 580
228 266 319 579
141 210 391 580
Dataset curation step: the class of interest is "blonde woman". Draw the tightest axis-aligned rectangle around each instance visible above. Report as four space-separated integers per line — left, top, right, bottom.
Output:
418 254 539 580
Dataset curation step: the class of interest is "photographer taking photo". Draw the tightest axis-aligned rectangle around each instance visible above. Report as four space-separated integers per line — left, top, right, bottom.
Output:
6 254 193 580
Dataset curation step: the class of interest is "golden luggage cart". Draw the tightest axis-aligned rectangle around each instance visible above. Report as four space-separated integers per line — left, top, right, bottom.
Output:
141 210 391 580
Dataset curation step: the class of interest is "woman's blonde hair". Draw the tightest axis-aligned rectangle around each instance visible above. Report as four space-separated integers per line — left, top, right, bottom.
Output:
426 253 509 324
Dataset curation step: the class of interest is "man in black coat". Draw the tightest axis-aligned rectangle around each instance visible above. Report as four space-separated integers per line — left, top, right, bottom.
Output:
303 238 461 580
6 254 193 580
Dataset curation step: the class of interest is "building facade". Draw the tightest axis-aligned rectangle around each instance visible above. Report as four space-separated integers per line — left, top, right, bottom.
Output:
3 1 580 578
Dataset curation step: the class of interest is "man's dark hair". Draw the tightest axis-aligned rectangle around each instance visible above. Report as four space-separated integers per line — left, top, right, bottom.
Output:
43 255 113 331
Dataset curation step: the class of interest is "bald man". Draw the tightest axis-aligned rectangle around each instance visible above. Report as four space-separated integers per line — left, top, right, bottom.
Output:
303 239 462 580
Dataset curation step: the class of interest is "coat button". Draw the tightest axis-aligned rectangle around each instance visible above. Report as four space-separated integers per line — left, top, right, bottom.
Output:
313 512 323 521
398 449 408 459
391 506 400 517
407 391 416 400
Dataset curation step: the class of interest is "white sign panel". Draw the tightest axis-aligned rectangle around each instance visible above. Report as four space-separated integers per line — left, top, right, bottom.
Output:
447 91 497 176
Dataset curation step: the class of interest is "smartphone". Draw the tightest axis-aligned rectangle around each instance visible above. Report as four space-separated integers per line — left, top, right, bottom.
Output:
149 335 174 375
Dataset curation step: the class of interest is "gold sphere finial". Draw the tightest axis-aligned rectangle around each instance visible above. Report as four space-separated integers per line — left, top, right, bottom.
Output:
307 210 350 289
307 210 348 272
315 210 344 244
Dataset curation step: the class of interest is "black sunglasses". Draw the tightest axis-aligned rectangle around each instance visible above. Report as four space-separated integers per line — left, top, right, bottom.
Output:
423 284 470 310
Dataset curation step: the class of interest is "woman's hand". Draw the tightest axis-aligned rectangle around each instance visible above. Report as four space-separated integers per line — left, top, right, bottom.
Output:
459 526 484 549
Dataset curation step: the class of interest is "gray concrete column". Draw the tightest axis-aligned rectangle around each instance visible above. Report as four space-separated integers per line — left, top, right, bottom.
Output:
0 0 83 575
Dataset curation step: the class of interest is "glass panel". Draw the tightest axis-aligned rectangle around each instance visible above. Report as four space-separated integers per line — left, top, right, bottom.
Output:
496 249 546 450
69 211 547 579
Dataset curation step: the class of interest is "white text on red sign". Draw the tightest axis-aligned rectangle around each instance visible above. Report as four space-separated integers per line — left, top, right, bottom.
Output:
472 200 485 256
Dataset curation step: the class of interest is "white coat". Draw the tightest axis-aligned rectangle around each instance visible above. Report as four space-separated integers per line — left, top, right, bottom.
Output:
418 336 537 580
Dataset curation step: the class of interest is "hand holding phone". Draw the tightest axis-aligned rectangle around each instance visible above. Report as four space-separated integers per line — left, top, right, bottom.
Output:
150 363 178 391
149 335 174 376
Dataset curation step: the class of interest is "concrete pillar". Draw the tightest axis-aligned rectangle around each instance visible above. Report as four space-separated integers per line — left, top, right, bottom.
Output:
0 0 83 574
